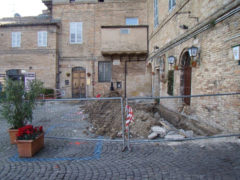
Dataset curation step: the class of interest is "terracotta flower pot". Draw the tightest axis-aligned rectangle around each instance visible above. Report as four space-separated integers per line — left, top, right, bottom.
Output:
16 133 44 157
8 129 18 144
192 61 197 67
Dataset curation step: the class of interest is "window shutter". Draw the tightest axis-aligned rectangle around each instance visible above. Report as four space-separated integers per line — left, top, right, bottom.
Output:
105 62 111 82
99 62 104 82
17 32 21 47
70 22 76 43
12 32 15 47
43 31 47 46
76 22 82 43
38 32 42 46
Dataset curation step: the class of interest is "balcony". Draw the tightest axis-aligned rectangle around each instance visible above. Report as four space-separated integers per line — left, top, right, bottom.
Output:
101 26 148 55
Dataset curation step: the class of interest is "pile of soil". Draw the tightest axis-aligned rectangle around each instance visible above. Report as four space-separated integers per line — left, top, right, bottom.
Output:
83 92 162 139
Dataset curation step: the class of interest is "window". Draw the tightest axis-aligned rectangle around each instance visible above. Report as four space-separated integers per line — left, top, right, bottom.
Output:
12 32 21 47
70 22 83 44
125 18 139 25
38 31 47 47
70 0 75 2
98 0 104 2
169 0 176 11
154 0 159 27
120 29 130 34
98 62 111 82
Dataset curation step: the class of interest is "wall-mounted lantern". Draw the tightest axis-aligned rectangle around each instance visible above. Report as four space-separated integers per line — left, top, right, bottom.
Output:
168 56 176 64
188 46 198 58
154 46 159 53
232 44 240 65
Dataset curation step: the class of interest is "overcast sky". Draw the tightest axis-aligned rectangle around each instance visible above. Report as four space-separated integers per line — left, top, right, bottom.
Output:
0 0 47 18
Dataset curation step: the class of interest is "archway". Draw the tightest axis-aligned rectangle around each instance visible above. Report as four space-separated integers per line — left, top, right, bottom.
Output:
180 50 192 105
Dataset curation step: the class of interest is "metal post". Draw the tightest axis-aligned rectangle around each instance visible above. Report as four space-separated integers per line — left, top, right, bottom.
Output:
120 97 125 150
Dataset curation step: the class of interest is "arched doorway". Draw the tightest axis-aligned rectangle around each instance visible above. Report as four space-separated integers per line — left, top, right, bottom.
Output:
72 67 86 98
180 51 192 105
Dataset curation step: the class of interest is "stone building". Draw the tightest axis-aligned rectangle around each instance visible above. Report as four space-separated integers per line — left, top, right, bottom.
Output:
0 0 151 98
148 0 240 133
43 0 151 98
0 0 239 132
0 16 59 91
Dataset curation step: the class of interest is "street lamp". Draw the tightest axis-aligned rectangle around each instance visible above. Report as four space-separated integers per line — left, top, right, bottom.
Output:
168 56 176 64
188 46 198 57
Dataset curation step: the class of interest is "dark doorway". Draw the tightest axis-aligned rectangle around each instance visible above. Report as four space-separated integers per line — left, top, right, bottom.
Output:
6 69 24 81
180 51 192 105
72 67 86 98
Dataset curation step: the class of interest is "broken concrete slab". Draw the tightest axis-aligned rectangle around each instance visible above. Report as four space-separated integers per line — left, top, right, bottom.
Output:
151 126 167 137
179 129 194 138
148 132 158 139
165 134 185 140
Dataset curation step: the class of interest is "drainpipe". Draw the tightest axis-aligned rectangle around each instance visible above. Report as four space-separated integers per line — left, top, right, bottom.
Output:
124 59 127 98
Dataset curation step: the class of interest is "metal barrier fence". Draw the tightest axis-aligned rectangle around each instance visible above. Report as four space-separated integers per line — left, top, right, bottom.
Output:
126 92 240 144
32 97 125 144
30 93 239 151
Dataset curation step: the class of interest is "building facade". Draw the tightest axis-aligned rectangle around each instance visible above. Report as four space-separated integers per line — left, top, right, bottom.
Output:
44 0 151 98
0 0 239 132
148 0 240 133
0 16 59 91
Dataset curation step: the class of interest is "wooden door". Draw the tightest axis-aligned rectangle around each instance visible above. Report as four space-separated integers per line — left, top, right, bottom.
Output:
183 66 192 105
72 67 86 98
181 52 192 105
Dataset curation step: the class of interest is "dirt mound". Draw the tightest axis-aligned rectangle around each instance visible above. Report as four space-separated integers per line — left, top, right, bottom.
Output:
83 92 162 139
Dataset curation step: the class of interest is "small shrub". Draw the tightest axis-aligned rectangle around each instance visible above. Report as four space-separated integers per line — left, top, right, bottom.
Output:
0 79 44 129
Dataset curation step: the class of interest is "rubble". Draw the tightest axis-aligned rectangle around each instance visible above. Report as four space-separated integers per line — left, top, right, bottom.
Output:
179 129 194 138
151 126 166 138
148 132 158 139
83 94 195 139
165 134 185 140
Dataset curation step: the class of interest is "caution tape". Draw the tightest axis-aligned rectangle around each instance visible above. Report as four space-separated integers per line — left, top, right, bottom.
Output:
125 105 134 128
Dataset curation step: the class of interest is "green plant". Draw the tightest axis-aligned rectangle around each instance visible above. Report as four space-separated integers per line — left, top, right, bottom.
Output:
0 79 43 129
43 88 54 97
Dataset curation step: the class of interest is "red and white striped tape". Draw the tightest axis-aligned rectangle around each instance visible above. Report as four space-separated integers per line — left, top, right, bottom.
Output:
125 105 134 128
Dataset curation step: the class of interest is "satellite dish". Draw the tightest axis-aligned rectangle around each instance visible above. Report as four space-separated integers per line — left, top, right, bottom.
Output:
14 13 21 18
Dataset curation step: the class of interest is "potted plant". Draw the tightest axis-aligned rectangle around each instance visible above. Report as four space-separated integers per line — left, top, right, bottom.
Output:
0 79 43 144
174 65 179 70
16 125 44 157
191 60 197 67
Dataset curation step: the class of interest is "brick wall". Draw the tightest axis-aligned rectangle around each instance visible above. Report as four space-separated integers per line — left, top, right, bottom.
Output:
52 0 150 98
0 25 58 89
148 0 240 133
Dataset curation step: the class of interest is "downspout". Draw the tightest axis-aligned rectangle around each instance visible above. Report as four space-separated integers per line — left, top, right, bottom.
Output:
124 58 127 98
56 24 60 92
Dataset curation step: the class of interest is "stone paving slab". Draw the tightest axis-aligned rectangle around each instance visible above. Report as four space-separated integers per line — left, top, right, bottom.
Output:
0 137 240 179
0 101 240 179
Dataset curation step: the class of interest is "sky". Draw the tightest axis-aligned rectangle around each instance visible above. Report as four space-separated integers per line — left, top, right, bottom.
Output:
0 0 47 18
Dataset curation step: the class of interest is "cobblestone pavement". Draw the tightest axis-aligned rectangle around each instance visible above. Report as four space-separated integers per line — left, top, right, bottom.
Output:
0 101 240 180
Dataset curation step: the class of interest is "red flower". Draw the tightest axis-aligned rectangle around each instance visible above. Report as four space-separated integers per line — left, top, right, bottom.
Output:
17 125 43 140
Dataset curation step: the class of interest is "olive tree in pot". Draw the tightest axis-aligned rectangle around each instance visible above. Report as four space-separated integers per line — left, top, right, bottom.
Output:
0 79 43 144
